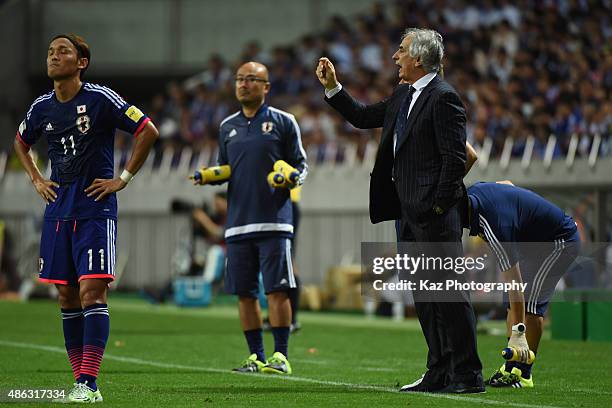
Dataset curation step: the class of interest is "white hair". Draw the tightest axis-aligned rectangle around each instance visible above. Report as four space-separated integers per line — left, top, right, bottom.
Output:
402 28 444 73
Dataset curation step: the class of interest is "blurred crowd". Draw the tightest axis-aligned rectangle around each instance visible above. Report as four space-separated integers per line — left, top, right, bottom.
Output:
123 0 611 166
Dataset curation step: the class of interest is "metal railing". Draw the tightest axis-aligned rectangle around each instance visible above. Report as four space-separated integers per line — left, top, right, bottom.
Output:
0 133 608 183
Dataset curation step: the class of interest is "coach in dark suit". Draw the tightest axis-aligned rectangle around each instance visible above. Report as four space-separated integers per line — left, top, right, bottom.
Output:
317 28 483 393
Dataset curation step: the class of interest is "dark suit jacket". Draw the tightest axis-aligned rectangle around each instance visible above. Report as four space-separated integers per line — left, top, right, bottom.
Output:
325 76 467 224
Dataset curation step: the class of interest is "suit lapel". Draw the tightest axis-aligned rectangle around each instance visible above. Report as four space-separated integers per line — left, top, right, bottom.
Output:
380 84 411 151
395 76 440 154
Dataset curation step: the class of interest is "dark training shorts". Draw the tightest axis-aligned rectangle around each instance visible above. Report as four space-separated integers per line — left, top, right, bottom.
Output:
225 236 296 297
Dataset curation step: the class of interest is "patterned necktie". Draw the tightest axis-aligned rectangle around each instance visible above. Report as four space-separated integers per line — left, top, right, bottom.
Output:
394 86 416 154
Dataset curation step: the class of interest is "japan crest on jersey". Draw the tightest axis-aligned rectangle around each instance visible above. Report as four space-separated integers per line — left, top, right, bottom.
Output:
262 121 274 134
76 115 91 134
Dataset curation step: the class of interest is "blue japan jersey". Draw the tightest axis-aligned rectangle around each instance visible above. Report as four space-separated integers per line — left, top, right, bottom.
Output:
467 182 577 270
218 104 308 242
17 83 149 220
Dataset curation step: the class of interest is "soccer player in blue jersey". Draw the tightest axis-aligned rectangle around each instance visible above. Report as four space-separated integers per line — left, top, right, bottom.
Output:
13 34 159 403
215 62 307 374
463 181 580 388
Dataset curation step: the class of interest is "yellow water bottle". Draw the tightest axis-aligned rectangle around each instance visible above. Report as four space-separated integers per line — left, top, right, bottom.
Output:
191 165 231 185
273 160 299 186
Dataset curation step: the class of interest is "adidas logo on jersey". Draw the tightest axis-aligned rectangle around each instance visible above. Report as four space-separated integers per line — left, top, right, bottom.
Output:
229 129 237 138
45 123 53 131
280 278 288 285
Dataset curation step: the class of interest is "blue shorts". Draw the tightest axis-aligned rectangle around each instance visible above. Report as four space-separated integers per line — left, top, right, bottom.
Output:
504 232 580 316
225 237 296 298
39 218 117 286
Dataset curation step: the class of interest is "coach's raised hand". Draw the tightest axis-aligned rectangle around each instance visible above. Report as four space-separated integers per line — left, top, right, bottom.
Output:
316 58 339 91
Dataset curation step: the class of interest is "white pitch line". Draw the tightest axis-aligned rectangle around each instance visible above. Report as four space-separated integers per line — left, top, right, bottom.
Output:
362 367 398 372
0 340 563 408
0 340 227 375
291 359 398 372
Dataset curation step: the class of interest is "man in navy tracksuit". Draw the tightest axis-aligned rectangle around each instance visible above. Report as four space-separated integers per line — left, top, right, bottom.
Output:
464 181 580 388
218 62 307 375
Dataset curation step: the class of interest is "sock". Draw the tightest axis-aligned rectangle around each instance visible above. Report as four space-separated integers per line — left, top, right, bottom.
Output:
505 350 536 379
271 327 290 358
516 350 536 379
504 337 515 372
78 304 110 391
61 308 84 381
515 361 533 379
288 276 301 325
243 329 265 362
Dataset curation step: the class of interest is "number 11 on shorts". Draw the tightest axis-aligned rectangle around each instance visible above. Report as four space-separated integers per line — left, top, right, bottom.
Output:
88 248 105 271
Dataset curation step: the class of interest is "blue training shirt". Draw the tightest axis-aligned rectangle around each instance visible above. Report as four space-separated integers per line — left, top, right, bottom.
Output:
16 82 150 220
218 104 308 242
467 182 577 271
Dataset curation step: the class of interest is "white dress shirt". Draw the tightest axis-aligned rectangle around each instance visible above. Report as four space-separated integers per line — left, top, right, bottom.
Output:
393 72 437 154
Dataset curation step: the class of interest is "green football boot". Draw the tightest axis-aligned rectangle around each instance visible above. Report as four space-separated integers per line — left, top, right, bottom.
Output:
233 353 266 373
488 366 534 388
261 352 292 375
67 382 103 403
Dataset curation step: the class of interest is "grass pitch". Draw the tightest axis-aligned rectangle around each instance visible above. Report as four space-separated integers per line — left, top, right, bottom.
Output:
1 298 611 407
